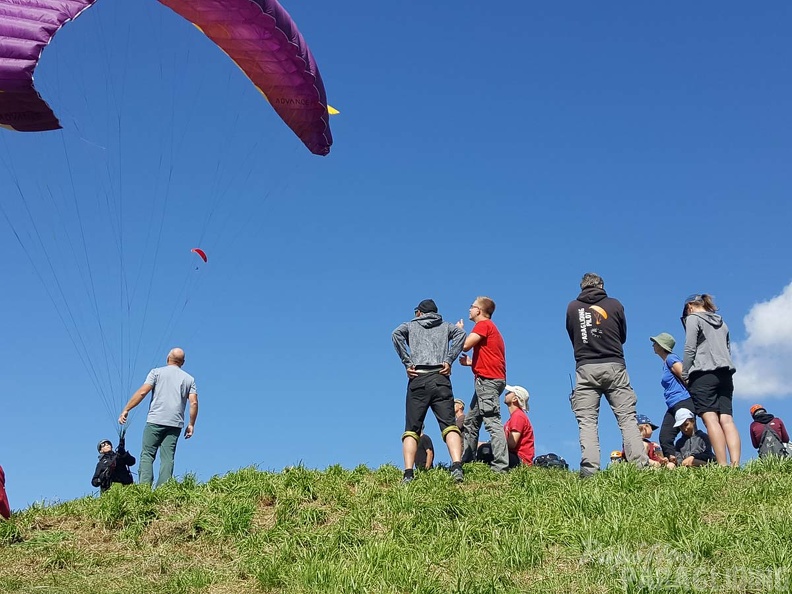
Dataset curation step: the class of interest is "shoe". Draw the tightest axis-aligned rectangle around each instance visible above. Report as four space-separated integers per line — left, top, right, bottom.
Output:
451 466 464 483
400 475 414 485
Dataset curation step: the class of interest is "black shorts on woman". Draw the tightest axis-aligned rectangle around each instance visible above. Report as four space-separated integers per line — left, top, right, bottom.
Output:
687 368 735 416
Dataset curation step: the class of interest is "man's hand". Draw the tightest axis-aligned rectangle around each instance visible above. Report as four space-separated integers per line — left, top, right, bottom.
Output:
406 366 419 379
682 456 695 467
459 354 472 367
456 319 465 329
184 424 194 439
440 362 452 376
118 410 129 425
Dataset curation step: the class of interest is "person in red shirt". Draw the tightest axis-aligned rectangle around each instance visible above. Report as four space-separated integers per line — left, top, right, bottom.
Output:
0 465 11 520
504 385 535 467
457 296 508 472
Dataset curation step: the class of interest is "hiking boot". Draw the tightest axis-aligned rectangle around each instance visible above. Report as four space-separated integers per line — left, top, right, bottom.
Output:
450 465 464 483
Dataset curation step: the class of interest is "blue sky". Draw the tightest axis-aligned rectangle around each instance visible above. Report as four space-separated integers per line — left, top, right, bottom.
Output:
1 2 791 509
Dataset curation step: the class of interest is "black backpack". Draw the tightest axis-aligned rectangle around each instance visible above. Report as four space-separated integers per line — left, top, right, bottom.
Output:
758 424 788 459
533 453 569 470
96 452 118 490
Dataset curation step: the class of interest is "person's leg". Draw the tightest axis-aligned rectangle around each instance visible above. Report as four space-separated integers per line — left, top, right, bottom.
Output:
427 375 463 463
689 372 727 465
603 364 648 467
155 426 182 487
571 365 603 477
462 390 483 463
659 409 678 459
139 423 164 487
717 371 740 466
477 378 508 472
402 374 430 479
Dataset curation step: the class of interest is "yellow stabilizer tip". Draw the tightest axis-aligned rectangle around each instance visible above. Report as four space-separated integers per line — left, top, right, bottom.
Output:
328 105 339 115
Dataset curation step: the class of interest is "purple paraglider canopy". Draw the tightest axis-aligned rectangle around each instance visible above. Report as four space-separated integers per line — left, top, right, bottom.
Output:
0 0 333 155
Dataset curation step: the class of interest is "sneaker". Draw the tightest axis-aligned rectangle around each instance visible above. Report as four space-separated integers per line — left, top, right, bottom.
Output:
450 466 464 483
400 475 414 485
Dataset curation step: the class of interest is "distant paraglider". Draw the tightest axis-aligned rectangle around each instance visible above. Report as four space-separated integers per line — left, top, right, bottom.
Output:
191 248 208 263
0 0 333 154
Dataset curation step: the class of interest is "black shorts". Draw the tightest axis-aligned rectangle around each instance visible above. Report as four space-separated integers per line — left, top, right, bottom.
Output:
688 369 734 416
404 372 457 438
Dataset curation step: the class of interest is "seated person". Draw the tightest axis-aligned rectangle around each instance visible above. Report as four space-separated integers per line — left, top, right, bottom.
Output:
91 436 136 493
503 385 534 467
414 428 434 470
749 404 790 458
609 450 624 466
673 409 714 467
636 414 673 469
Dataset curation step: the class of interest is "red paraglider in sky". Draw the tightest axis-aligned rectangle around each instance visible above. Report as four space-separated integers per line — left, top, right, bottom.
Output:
191 248 207 263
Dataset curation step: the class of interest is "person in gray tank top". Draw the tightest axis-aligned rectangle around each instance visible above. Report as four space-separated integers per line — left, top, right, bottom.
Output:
118 347 199 487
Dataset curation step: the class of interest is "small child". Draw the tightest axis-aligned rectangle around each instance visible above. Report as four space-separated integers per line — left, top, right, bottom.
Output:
91 437 136 493
636 414 673 468
609 450 624 466
673 409 714 467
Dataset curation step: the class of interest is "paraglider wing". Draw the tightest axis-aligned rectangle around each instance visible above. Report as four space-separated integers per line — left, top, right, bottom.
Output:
191 248 208 262
157 0 333 156
0 0 98 131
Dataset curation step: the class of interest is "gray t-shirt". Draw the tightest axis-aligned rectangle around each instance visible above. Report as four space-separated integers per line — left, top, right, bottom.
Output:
145 365 198 428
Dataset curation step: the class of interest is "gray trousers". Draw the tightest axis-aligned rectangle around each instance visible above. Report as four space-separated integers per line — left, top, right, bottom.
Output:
139 422 181 487
462 377 508 472
571 363 648 477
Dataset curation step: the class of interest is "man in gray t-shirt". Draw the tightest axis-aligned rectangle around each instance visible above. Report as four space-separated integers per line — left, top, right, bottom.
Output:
119 347 199 487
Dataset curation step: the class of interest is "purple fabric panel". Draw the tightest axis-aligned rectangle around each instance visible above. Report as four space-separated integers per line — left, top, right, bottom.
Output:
0 0 96 131
159 0 332 155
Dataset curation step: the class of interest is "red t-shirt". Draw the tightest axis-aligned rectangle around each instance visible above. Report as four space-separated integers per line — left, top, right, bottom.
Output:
504 408 535 465
471 319 506 379
0 466 10 520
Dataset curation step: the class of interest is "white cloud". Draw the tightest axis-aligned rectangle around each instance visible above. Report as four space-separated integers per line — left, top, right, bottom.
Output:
732 281 792 399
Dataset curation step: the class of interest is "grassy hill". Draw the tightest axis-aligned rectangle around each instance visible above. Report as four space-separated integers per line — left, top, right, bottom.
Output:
1 460 791 594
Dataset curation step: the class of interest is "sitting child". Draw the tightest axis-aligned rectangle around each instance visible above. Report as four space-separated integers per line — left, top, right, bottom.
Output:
91 436 136 493
636 414 674 469
672 409 714 467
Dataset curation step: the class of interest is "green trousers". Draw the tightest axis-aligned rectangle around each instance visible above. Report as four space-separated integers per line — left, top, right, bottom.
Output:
139 423 182 487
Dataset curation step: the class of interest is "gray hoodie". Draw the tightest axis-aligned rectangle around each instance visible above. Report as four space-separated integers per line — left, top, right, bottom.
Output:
392 313 466 369
682 311 735 378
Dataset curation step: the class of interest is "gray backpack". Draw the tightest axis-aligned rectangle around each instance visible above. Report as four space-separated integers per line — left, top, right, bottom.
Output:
758 424 788 459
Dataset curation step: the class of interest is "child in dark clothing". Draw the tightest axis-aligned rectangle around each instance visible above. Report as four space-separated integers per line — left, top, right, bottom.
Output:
91 437 136 493
673 409 714 467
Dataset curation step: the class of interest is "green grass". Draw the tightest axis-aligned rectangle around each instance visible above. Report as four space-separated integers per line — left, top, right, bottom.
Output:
2 460 792 593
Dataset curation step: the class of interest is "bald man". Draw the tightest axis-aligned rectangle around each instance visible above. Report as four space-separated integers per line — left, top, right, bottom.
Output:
119 348 199 487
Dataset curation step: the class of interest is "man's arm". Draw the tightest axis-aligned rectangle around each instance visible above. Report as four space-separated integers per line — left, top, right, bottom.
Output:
424 447 434 469
184 393 199 438
447 324 466 363
462 332 482 352
118 384 153 424
391 323 412 367
506 430 521 451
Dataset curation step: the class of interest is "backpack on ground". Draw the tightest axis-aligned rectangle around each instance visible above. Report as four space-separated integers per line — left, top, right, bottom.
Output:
758 424 788 459
533 453 569 470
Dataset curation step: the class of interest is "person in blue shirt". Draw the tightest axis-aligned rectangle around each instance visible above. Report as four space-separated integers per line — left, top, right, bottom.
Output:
650 333 696 459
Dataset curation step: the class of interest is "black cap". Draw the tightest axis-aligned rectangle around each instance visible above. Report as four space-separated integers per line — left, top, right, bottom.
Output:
415 299 438 314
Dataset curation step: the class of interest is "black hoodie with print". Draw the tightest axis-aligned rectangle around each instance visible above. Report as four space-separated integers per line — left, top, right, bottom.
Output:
566 287 628 367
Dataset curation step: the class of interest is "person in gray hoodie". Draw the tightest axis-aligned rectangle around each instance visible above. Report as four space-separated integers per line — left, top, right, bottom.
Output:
681 293 740 467
392 299 466 484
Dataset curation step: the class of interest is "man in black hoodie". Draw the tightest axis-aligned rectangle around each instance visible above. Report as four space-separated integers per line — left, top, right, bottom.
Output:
565 273 648 477
393 299 466 484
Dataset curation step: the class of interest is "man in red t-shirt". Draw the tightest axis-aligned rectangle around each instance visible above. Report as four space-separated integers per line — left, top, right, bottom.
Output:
457 296 508 472
0 465 11 520
504 385 535 467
